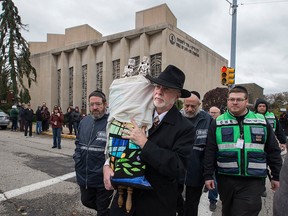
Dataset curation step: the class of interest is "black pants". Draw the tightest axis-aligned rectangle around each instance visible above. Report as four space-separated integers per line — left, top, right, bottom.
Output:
177 184 203 216
24 121 33 136
217 175 265 216
80 186 113 216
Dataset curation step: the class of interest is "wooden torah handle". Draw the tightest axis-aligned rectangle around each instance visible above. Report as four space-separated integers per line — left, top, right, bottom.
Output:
118 185 125 208
126 187 133 213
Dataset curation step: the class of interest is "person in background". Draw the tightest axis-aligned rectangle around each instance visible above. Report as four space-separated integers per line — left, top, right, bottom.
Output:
18 103 25 132
209 106 221 120
71 106 81 136
73 90 113 216
177 91 212 216
254 98 287 151
279 111 288 136
64 106 74 135
58 106 64 134
41 102 50 132
50 106 64 149
10 105 19 131
24 104 34 138
273 143 288 216
35 106 43 134
206 106 221 212
204 86 282 216
104 65 195 216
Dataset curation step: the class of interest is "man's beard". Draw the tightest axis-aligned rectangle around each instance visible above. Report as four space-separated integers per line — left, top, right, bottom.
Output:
183 108 200 118
91 110 105 119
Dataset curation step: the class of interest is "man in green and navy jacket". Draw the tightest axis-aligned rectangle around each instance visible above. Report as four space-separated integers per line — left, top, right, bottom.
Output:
203 86 282 216
254 98 287 151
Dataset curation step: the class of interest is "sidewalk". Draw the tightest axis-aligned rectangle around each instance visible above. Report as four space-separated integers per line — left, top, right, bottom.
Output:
10 123 76 139
42 129 76 139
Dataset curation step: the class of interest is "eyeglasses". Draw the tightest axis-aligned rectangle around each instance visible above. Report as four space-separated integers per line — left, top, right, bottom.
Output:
227 98 246 103
210 112 220 114
89 102 103 107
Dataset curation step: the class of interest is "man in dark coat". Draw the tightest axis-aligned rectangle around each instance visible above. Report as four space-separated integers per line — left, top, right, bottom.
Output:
273 144 288 216
24 104 34 137
104 65 195 216
177 92 213 216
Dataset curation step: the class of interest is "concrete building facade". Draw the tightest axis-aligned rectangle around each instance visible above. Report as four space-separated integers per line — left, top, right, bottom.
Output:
28 4 228 113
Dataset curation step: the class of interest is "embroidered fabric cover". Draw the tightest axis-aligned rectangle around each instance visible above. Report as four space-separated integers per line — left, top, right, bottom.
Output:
106 75 154 189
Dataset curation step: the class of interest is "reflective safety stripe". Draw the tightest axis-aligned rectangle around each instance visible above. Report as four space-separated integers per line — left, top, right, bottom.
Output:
243 118 266 125
193 146 205 151
218 143 236 150
245 143 265 150
218 143 264 150
80 146 105 152
216 119 238 126
248 162 267 169
97 138 107 142
217 161 238 168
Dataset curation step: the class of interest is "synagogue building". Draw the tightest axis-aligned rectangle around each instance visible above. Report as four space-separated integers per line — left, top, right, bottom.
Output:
28 4 228 113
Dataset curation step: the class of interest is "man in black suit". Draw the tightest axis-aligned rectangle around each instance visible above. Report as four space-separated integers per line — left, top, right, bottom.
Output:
104 65 195 216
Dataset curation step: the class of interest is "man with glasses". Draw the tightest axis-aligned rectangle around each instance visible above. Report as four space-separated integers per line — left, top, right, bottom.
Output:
203 85 282 216
104 65 195 216
73 90 113 216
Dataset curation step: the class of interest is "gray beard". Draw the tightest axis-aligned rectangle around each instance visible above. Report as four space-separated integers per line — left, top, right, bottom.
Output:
182 109 200 118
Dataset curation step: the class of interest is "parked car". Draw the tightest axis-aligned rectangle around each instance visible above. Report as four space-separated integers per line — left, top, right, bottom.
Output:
0 109 10 129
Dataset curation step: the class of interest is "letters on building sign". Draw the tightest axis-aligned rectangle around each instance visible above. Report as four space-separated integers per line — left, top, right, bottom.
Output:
169 33 200 57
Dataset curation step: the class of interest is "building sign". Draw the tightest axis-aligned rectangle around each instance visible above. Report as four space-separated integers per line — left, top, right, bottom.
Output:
169 33 199 57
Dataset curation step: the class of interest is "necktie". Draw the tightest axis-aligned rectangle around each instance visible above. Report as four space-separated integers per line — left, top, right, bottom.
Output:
153 116 160 128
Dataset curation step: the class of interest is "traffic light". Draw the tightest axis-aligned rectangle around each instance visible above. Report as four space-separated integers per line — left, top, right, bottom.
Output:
227 67 235 85
221 66 235 86
221 66 228 85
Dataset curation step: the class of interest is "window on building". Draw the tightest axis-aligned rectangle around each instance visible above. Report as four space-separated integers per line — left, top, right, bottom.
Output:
69 67 74 106
150 53 162 77
96 62 103 91
82 65 87 110
112 59 120 79
57 69 61 106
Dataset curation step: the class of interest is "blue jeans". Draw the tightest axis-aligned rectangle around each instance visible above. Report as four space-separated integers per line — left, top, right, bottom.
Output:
11 117 18 131
52 128 61 147
208 176 218 204
36 121 42 134
73 122 79 136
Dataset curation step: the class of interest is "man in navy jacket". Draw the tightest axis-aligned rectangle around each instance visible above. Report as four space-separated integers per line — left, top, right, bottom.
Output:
74 90 113 216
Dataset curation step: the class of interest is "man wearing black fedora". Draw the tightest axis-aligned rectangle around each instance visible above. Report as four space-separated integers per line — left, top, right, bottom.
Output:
104 65 195 216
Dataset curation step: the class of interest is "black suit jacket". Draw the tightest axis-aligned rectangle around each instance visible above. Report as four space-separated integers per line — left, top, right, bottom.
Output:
133 105 195 216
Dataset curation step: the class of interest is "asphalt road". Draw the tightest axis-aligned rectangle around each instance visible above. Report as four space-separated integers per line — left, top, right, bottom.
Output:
0 129 277 216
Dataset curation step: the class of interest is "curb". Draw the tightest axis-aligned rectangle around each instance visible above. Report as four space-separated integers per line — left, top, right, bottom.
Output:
41 131 76 139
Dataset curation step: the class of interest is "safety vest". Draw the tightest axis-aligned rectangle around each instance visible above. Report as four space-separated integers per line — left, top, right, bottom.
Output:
265 111 276 132
215 110 268 178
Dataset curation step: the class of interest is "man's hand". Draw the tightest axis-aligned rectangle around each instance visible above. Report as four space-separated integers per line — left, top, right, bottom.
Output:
205 180 215 190
103 165 114 190
280 144 286 151
271 180 280 191
121 118 148 148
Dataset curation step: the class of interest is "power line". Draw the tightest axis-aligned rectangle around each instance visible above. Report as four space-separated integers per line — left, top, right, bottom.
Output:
240 0 288 5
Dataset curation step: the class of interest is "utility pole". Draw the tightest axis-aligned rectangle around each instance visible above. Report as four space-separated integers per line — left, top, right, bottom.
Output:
229 0 238 89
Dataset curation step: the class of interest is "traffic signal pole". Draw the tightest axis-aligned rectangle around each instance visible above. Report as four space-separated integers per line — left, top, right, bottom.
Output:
229 0 238 89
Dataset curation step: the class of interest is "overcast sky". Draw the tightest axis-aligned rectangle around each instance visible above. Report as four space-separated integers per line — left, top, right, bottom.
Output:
6 0 288 94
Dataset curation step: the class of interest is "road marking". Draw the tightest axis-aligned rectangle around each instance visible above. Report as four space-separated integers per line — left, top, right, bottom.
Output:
0 172 76 202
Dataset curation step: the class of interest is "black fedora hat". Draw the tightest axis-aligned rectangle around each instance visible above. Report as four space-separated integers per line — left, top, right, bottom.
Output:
145 65 191 98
